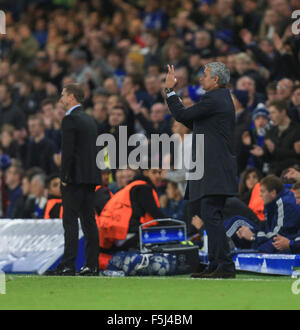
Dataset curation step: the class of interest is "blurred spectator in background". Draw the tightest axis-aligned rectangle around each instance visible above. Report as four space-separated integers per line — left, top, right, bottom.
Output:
44 174 63 219
4 164 23 218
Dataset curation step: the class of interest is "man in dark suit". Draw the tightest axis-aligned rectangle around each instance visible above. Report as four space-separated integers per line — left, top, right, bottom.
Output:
165 63 238 278
46 84 101 276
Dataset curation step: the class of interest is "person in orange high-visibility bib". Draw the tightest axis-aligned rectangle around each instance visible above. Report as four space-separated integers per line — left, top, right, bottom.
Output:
96 169 166 269
44 174 63 219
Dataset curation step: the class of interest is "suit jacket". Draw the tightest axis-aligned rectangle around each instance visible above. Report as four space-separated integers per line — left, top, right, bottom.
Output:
61 106 101 185
166 88 238 201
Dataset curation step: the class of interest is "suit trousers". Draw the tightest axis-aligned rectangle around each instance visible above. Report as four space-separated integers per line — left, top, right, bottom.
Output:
60 183 99 269
189 195 235 272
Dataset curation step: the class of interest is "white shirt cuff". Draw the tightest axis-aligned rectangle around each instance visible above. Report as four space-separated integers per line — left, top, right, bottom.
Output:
166 91 176 98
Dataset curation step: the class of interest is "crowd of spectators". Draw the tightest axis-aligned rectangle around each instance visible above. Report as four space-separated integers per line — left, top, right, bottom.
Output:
0 0 300 253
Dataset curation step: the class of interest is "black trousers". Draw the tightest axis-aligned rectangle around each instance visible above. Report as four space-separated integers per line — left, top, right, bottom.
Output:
60 183 99 269
189 195 235 272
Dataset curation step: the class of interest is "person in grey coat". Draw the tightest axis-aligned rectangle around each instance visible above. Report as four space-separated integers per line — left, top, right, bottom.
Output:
165 62 238 278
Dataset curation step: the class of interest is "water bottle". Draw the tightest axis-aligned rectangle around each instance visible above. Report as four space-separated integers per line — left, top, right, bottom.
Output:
203 230 208 253
102 270 125 277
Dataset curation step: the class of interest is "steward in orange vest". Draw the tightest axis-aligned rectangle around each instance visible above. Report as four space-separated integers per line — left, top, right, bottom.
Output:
94 184 114 215
44 174 63 219
248 182 265 222
96 174 166 251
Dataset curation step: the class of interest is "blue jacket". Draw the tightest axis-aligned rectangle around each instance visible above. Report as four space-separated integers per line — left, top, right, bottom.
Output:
253 189 300 252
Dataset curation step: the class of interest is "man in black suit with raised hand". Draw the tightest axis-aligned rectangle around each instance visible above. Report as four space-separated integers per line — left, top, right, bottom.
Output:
46 83 101 276
165 63 238 278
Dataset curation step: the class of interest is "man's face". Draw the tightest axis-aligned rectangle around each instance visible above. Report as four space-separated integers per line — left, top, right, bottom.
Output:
49 177 61 197
59 88 72 110
199 67 218 92
42 104 55 120
276 79 293 101
5 166 19 187
254 116 269 129
28 119 43 138
292 88 300 107
260 184 276 205
150 104 165 123
269 106 285 126
108 108 125 127
101 171 110 186
144 169 162 188
294 189 300 205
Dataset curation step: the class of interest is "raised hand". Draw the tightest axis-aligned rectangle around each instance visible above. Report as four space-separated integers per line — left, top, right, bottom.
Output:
165 64 177 89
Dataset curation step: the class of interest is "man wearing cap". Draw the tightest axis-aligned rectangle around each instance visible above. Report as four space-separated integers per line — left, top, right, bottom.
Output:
165 62 238 278
240 103 270 172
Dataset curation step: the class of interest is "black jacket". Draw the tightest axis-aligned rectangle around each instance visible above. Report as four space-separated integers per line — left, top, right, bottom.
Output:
61 106 101 185
166 88 238 201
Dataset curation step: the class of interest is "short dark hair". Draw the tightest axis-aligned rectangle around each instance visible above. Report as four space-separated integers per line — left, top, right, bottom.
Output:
64 83 85 103
268 100 288 113
46 173 60 189
260 175 284 194
41 97 57 109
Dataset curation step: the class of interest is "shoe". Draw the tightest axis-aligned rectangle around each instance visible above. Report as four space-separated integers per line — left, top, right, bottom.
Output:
195 269 236 279
44 266 75 276
77 266 99 276
190 268 213 278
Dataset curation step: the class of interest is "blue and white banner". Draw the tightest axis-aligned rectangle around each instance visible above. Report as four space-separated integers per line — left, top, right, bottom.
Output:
0 220 84 274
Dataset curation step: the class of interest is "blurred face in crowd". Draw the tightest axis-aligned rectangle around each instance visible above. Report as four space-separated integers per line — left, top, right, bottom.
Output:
194 30 211 49
143 169 162 188
48 177 61 197
108 108 126 127
175 68 188 89
30 176 45 198
264 9 279 26
104 78 119 95
236 76 255 97
235 58 251 75
259 39 274 55
294 189 300 205
28 118 44 138
5 166 21 189
269 105 287 126
145 76 160 96
123 169 136 185
101 171 110 186
267 88 277 103
245 171 259 190
166 181 181 200
254 115 269 129
42 102 55 122
277 79 293 101
115 169 126 188
0 129 13 148
93 103 108 123
21 176 30 196
53 102 65 123
292 88 300 107
0 85 10 104
150 103 165 123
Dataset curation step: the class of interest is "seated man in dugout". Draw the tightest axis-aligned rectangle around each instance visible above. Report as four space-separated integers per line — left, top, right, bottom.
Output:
224 175 300 253
96 167 167 269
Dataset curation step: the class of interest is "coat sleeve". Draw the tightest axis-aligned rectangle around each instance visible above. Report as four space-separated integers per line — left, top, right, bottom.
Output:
166 93 215 125
61 115 76 183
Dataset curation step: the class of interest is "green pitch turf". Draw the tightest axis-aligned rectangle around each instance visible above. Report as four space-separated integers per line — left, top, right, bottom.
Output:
1 273 300 310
